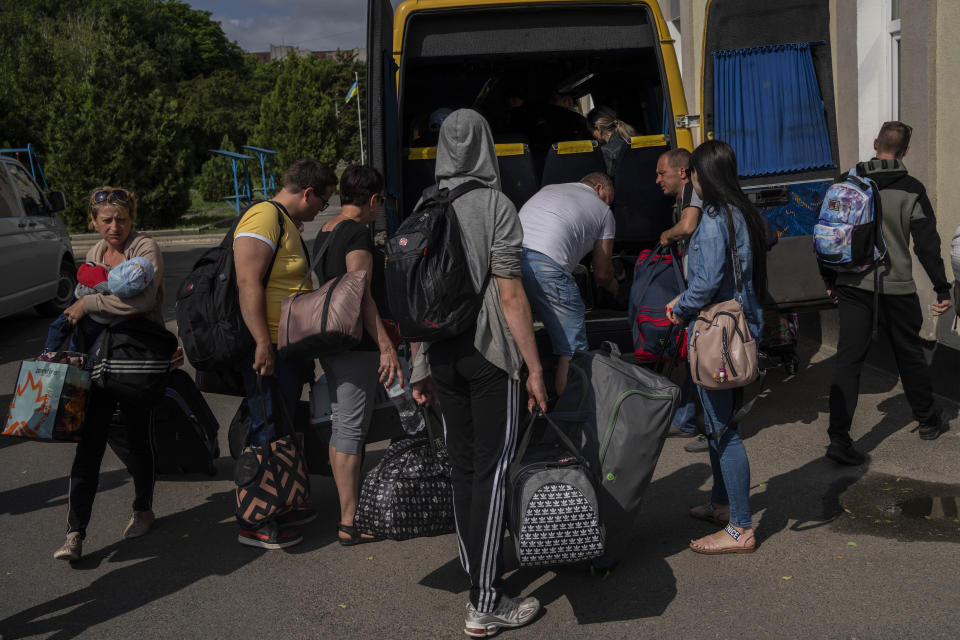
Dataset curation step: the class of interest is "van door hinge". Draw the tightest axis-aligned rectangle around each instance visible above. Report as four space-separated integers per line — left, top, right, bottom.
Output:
675 115 701 129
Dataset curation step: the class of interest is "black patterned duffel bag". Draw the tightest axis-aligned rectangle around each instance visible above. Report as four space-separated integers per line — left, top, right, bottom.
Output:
507 410 604 567
354 415 454 540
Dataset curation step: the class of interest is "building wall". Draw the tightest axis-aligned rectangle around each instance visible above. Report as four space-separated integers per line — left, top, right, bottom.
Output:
666 0 959 348
935 0 960 348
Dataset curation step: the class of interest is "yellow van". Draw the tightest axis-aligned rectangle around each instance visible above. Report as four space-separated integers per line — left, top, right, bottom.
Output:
367 0 696 344
366 0 836 352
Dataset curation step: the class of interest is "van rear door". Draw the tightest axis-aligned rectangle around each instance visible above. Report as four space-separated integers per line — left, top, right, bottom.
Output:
366 0 401 233
702 0 837 310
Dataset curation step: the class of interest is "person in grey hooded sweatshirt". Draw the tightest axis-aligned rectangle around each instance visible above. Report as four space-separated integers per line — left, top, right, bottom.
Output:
410 108 548 637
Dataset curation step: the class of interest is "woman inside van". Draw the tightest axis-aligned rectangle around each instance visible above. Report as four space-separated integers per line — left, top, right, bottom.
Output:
54 186 165 562
586 106 637 179
665 140 767 554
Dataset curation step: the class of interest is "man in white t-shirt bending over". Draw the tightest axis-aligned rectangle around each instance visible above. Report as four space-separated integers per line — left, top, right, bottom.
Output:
519 172 617 395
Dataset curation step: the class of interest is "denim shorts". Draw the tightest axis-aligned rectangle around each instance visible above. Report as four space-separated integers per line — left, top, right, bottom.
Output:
521 248 588 356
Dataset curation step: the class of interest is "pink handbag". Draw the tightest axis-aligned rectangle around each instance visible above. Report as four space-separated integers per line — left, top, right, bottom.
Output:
277 224 367 359
687 211 760 390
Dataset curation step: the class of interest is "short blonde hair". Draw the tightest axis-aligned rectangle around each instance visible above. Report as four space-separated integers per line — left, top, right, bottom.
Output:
87 186 137 229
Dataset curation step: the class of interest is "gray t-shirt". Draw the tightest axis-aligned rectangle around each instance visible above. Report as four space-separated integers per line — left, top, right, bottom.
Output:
519 182 616 273
675 181 703 256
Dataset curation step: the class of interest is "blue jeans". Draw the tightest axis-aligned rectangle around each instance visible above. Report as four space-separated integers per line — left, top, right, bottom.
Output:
240 348 313 447
520 248 588 356
673 372 698 433
697 385 752 528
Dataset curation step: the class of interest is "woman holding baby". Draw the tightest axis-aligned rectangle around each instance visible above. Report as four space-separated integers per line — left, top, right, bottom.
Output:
53 187 165 563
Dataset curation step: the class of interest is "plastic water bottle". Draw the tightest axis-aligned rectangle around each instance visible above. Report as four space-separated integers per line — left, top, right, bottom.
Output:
385 378 425 435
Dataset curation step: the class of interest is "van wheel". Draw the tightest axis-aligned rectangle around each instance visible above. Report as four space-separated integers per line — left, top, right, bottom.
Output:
35 261 77 316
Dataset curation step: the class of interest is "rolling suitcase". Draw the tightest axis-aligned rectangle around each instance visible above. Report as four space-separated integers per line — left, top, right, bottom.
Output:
150 369 220 476
553 342 680 569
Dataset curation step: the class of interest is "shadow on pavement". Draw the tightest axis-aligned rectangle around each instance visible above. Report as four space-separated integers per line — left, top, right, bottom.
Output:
0 490 254 639
0 468 129 517
418 463 714 625
752 394 921 544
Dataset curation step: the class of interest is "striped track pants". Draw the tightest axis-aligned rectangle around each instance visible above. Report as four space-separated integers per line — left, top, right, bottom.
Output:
429 333 521 613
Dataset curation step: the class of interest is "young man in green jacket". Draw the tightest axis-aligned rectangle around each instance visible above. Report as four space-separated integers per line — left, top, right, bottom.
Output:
825 121 953 465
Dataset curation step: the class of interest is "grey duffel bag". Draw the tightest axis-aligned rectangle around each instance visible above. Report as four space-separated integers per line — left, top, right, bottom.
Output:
507 410 604 567
553 341 680 569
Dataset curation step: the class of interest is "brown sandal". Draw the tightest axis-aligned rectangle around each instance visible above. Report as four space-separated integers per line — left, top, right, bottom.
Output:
689 503 730 527
690 524 756 555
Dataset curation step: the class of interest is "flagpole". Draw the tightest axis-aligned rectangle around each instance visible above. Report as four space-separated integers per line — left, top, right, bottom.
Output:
355 71 365 164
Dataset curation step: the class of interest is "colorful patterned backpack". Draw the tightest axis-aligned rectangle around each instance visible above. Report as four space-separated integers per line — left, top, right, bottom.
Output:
813 165 888 272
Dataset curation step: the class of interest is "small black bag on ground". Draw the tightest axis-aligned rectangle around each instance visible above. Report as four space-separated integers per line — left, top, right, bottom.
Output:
384 181 489 342
353 408 454 540
507 410 604 567
150 369 220 476
87 317 178 407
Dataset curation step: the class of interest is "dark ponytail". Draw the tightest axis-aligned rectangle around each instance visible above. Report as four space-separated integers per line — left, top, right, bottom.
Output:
689 140 768 295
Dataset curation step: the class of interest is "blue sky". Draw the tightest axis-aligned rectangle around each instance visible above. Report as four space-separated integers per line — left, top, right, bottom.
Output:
188 1 405 53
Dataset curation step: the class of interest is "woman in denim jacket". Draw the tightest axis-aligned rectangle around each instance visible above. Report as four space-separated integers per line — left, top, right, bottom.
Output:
666 140 768 554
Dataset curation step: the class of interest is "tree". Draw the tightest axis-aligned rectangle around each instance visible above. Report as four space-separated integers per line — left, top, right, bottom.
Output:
0 0 245 229
252 55 340 170
194 135 238 202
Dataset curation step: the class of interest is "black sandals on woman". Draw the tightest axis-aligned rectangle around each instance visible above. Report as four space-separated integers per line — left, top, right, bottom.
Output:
337 524 384 546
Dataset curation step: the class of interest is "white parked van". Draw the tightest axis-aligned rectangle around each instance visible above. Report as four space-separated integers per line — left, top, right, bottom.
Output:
0 155 75 319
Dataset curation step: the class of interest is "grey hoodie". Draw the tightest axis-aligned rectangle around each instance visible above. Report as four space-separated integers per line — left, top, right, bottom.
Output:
411 109 525 381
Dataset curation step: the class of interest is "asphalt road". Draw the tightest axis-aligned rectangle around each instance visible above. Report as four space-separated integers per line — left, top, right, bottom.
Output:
1 219 959 639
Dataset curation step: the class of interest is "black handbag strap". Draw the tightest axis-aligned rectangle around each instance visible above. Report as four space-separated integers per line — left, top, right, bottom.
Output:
247 374 296 451
704 369 767 442
51 326 81 362
514 407 587 466
285 221 351 343
720 206 745 295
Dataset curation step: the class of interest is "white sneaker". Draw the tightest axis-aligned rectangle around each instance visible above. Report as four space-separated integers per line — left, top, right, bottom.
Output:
464 596 540 637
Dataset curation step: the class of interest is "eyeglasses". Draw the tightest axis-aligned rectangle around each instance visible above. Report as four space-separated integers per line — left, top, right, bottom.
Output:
92 188 130 205
318 195 330 212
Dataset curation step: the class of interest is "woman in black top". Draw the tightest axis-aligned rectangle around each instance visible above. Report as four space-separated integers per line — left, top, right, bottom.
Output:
313 165 402 545
587 106 637 180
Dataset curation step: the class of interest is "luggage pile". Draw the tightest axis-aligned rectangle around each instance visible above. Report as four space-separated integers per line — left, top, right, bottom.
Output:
551 342 680 568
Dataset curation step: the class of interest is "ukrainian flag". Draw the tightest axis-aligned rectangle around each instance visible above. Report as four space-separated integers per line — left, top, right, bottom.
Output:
345 80 358 104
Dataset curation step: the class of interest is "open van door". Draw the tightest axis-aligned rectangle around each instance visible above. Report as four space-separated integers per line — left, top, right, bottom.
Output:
702 0 837 310
366 0 401 233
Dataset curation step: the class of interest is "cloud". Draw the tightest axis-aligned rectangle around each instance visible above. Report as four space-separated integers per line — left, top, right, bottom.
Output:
193 0 370 52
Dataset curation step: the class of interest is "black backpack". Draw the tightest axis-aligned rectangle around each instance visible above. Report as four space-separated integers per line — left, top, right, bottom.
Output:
149 369 220 476
88 317 179 407
384 181 488 342
175 202 284 370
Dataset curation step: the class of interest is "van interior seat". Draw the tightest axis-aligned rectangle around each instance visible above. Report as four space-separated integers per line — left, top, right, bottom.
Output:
494 142 539 211
402 146 437 216
402 142 541 215
541 140 605 187
612 136 674 245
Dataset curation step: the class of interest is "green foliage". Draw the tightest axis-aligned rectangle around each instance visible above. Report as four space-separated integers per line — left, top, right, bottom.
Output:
253 51 366 171
194 135 237 202
1 1 366 230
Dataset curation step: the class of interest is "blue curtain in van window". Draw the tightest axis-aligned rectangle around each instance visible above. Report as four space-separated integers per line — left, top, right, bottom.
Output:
714 42 833 177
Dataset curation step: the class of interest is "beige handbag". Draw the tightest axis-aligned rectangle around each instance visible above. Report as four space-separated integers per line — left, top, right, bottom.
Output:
688 213 760 390
278 223 367 359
